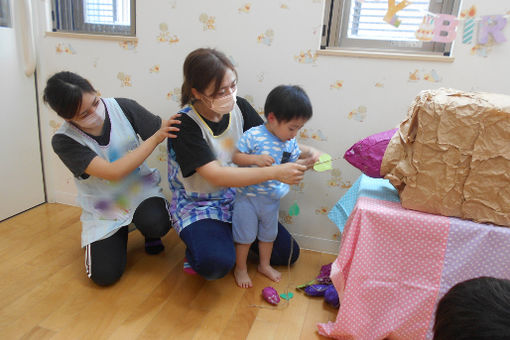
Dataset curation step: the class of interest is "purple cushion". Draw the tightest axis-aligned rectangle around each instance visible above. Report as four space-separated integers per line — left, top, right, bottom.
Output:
344 128 397 178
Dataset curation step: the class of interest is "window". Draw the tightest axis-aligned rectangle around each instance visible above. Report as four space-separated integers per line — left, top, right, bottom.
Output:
322 0 461 56
52 0 135 36
0 0 12 28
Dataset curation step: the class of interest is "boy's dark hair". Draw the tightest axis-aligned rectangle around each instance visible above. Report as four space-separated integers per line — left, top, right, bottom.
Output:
43 71 96 119
264 85 312 122
433 276 510 340
181 48 237 107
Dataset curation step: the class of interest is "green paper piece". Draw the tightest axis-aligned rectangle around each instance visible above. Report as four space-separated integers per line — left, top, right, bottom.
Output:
313 153 333 172
280 292 294 300
289 201 300 216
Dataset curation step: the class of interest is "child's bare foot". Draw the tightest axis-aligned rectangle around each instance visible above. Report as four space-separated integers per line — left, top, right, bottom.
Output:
258 264 281 282
234 268 253 288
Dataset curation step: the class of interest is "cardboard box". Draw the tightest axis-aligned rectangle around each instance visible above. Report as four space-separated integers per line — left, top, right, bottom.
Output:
381 88 510 227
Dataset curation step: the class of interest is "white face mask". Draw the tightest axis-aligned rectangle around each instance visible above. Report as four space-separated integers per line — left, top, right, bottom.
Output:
74 99 106 129
204 89 237 114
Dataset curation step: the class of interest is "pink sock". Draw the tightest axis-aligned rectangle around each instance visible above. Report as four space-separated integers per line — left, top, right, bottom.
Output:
183 258 197 275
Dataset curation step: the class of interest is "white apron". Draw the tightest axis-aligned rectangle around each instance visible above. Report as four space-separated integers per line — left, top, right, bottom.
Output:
57 98 165 247
168 103 244 232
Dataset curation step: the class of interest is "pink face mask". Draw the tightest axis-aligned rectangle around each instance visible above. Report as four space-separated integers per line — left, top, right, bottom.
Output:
204 89 237 114
74 99 106 129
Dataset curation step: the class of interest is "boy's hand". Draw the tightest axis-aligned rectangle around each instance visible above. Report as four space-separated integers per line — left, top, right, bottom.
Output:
155 114 181 143
254 154 275 167
299 146 322 170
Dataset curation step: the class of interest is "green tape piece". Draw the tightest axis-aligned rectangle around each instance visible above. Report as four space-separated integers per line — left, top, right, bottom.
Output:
280 292 294 300
289 201 300 216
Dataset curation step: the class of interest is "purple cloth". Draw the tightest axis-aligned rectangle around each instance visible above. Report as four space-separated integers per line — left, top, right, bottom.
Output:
424 218 510 339
317 263 332 284
325 285 340 308
344 128 398 178
304 284 330 297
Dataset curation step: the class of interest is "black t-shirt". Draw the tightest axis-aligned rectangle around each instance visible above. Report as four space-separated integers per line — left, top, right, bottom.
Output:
169 96 264 177
51 98 161 179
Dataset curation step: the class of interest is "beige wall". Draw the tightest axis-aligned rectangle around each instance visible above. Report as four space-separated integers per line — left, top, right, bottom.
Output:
34 0 510 253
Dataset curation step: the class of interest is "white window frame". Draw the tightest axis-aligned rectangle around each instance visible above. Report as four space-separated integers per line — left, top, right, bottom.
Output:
322 0 461 56
51 0 135 36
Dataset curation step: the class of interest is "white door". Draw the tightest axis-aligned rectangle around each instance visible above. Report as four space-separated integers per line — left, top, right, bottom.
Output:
0 0 45 220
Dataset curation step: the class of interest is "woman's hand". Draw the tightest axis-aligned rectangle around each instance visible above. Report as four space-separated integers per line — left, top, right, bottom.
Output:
155 113 181 144
274 162 307 185
86 114 182 181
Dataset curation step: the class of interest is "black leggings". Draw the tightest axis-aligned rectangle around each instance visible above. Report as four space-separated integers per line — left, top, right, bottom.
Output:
86 197 171 286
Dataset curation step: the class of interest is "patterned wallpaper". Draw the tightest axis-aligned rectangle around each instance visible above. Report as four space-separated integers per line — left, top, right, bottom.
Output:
35 0 510 253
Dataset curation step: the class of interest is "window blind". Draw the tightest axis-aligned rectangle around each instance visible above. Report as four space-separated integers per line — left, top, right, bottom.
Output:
53 0 134 36
348 0 431 41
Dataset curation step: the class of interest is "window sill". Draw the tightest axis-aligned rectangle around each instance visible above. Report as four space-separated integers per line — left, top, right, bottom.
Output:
45 31 137 42
317 48 454 63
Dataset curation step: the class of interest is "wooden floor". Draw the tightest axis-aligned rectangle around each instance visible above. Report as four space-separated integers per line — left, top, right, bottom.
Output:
0 203 338 340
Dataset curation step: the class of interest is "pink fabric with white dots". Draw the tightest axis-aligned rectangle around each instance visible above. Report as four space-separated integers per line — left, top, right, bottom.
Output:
318 197 450 340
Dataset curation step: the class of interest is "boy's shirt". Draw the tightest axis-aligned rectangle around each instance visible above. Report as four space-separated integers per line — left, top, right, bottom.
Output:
236 124 301 199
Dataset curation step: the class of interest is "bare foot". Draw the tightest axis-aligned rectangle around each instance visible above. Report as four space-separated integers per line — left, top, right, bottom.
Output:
234 268 253 288
258 264 281 282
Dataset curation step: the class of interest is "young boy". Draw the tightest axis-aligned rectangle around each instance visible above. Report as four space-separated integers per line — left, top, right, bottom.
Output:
433 276 510 340
232 85 315 288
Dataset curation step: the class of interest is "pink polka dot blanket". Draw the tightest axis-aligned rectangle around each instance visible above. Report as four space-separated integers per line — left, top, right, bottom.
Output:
319 175 510 340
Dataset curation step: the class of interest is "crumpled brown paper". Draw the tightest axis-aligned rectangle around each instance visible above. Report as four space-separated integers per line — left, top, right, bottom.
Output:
381 88 510 227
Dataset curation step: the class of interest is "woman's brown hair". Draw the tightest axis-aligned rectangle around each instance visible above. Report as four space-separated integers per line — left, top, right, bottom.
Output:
180 48 237 107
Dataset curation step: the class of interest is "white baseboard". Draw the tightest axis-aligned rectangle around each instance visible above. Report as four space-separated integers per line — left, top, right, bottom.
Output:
53 191 78 207
291 232 340 255
47 192 340 255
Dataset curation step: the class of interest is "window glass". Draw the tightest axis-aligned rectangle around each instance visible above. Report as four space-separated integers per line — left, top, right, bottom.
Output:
322 0 461 55
52 0 135 36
